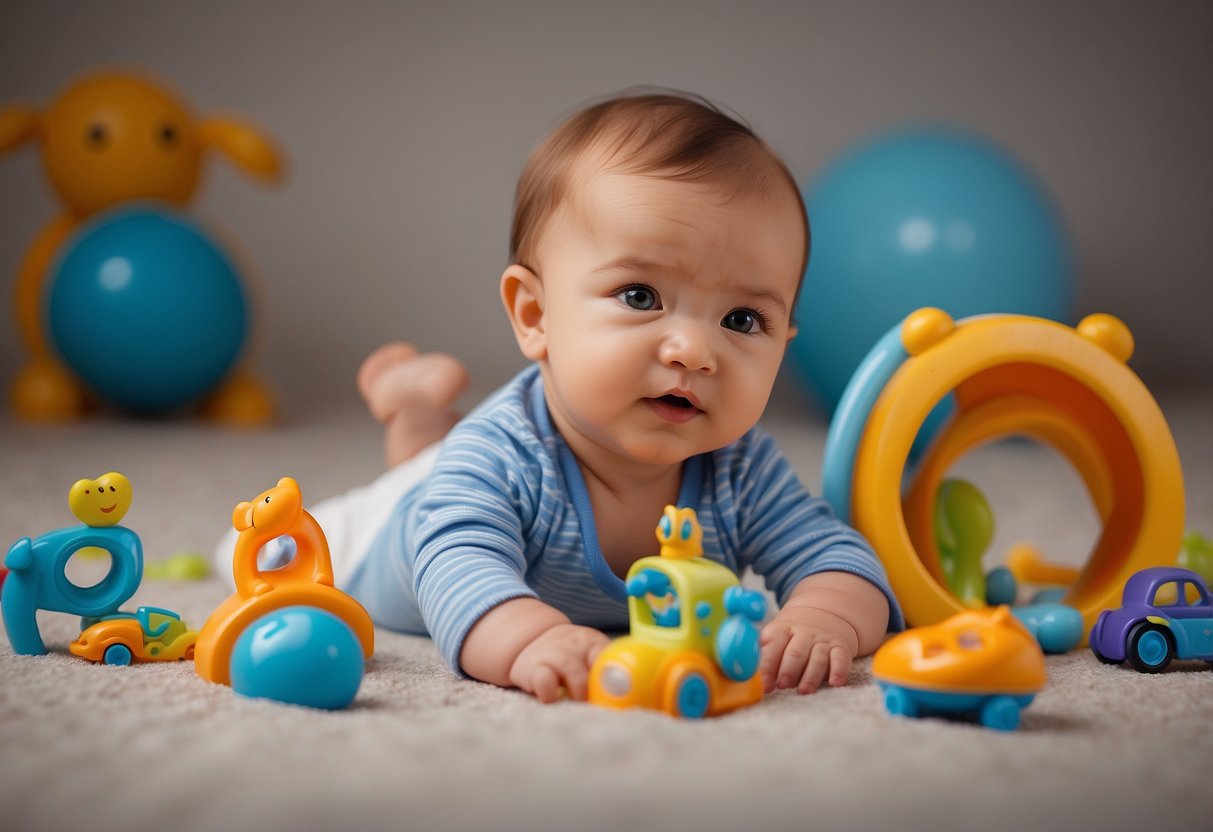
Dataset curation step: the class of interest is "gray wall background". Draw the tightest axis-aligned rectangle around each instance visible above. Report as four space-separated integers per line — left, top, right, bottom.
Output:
1 0 1210 418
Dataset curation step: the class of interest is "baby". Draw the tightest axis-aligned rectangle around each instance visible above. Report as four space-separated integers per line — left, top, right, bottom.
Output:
253 92 903 703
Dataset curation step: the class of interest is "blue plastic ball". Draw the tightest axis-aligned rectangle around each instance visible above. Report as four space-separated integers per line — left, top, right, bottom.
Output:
230 606 364 710
789 128 1074 412
47 206 247 412
1011 602 1084 655
985 566 1018 607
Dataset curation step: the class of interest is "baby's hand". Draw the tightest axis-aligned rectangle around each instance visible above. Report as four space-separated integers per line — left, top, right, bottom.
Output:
508 624 609 704
759 605 860 694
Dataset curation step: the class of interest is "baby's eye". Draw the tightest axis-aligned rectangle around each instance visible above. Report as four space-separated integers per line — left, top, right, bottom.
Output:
617 285 660 311
721 308 764 334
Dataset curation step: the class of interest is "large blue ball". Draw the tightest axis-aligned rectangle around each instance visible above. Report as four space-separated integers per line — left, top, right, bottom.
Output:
230 606 364 710
48 206 247 412
789 128 1074 413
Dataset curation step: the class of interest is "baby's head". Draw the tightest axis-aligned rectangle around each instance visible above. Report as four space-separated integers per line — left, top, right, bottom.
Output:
509 92 807 284
501 92 808 467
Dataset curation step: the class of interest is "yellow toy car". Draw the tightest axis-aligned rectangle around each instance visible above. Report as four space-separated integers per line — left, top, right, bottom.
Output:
588 506 767 719
70 605 198 665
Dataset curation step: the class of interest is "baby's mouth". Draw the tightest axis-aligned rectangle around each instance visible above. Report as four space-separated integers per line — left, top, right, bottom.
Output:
645 394 703 424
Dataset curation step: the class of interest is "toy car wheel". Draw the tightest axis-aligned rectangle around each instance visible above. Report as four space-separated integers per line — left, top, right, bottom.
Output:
103 644 133 666
979 696 1021 731
672 671 711 719
1126 622 1175 673
883 686 918 718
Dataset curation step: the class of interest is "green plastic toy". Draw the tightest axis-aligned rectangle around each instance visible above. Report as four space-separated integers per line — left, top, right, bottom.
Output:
935 479 994 607
144 552 211 581
1178 531 1213 586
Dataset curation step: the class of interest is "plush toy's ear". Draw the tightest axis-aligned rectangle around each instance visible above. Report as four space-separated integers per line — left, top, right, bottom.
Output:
199 116 284 181
0 105 40 155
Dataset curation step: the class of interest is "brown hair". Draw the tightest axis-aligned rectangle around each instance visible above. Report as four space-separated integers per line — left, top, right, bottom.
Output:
509 91 809 288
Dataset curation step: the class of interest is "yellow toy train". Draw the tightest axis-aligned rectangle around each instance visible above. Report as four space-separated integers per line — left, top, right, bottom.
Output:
588 506 767 719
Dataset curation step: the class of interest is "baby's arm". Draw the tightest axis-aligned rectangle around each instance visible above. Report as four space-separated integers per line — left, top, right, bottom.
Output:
759 571 889 694
727 427 900 694
460 597 608 703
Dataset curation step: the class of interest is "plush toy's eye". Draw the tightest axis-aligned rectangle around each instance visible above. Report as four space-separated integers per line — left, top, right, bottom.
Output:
681 520 692 540
110 486 117 492
264 496 272 504
659 516 671 538
159 122 179 146
85 123 108 149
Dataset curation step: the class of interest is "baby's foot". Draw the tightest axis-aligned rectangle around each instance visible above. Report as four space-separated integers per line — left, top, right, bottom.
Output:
357 342 469 466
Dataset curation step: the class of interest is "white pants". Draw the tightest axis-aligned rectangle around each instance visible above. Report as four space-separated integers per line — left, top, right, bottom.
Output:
212 442 443 589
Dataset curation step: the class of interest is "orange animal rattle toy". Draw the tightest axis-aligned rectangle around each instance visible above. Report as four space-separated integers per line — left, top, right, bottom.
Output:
194 477 374 691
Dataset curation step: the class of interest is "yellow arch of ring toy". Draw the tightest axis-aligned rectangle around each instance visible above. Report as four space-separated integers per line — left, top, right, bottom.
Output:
852 309 1184 638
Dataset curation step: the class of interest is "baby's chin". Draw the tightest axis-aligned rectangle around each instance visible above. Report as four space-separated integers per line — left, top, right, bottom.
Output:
615 430 732 467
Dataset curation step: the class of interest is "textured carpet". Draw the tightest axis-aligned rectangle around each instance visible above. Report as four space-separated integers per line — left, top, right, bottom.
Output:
2 393 1210 832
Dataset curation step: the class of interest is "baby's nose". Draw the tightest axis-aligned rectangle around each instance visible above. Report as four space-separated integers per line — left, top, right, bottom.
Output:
659 324 716 374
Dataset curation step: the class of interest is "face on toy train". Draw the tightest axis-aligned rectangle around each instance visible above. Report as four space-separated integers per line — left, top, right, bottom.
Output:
40 74 204 216
68 471 132 527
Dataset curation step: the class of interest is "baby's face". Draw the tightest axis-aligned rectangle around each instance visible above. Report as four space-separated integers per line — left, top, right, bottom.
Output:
532 170 804 468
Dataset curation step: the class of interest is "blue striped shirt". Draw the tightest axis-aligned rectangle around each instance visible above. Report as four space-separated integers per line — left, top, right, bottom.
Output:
347 365 903 674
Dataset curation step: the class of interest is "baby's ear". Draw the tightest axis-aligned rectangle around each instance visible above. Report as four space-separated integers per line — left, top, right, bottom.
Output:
500 264 547 361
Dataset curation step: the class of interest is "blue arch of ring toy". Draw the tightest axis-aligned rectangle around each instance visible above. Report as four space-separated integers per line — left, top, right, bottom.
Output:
821 316 955 525
2 525 143 655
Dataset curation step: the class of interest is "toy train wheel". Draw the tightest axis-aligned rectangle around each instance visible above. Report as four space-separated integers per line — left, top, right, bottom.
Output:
979 696 1021 731
668 669 710 719
103 643 133 666
1126 622 1174 673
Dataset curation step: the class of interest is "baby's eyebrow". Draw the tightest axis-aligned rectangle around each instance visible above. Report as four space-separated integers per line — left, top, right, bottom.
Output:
592 256 673 275
730 283 788 316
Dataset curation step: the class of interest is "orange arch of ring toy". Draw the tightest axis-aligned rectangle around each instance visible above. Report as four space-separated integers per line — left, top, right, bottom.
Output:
194 584 374 686
904 391 1116 586
852 312 1184 638
194 477 374 686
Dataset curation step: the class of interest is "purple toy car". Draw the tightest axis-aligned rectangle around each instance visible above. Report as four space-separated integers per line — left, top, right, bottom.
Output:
1089 566 1213 673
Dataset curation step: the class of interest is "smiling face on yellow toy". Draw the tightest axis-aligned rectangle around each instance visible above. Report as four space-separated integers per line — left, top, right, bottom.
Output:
0 71 283 218
69 471 132 527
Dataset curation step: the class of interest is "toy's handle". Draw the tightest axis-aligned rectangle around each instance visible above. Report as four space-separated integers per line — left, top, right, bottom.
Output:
723 586 766 622
5 538 33 570
715 615 762 682
714 587 766 682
